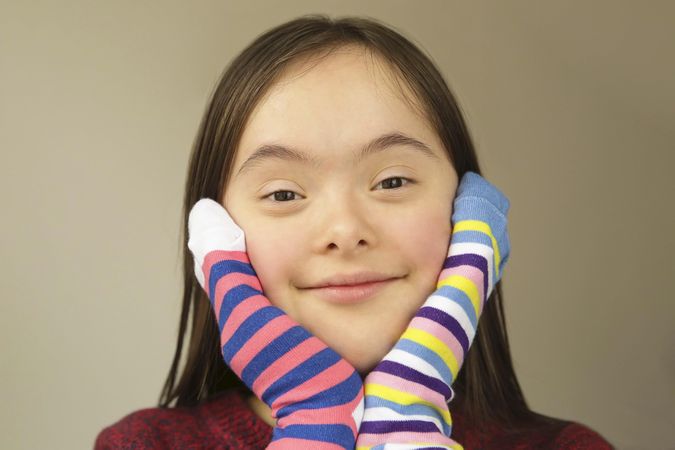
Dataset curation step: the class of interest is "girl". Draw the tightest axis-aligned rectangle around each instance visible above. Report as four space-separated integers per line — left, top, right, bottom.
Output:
96 14 613 449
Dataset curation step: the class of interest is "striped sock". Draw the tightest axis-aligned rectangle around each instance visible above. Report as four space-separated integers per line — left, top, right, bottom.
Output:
355 171 510 450
187 199 364 450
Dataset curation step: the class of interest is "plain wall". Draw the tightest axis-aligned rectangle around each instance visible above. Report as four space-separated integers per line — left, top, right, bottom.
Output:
1 1 673 449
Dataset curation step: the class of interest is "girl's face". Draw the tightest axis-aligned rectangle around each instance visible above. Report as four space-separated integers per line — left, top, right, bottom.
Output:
224 47 457 374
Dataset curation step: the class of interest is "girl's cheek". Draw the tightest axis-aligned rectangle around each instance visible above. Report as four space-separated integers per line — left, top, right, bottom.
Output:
396 208 450 277
245 226 299 293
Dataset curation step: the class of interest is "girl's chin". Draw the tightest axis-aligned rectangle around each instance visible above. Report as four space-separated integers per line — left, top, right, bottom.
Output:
344 353 374 374
329 340 390 378
346 358 379 378
279 288 416 373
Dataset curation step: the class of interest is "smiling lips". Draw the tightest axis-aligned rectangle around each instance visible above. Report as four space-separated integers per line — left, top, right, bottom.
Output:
302 274 401 304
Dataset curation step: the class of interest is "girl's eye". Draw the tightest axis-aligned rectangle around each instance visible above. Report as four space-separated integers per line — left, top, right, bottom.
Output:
263 176 413 203
376 176 412 190
264 190 300 202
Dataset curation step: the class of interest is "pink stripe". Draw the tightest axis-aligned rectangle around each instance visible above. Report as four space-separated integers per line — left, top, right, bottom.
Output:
227 314 296 374
202 250 262 305
267 437 345 450
271 357 356 413
409 315 465 368
438 263 486 315
219 292 272 345
252 336 327 397
203 249 252 290
366 370 446 410
279 393 363 435
211 271 263 319
357 430 460 447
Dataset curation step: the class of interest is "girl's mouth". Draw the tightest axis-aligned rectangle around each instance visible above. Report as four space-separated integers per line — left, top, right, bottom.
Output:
303 278 399 304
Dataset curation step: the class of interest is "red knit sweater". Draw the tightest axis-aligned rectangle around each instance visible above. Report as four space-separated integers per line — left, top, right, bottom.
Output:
95 389 613 449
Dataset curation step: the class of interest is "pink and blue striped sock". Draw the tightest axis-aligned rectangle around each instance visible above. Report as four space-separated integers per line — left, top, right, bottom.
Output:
187 199 364 450
355 171 510 450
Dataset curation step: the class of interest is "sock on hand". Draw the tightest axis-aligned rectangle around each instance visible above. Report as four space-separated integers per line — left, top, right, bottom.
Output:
188 199 364 450
355 171 510 450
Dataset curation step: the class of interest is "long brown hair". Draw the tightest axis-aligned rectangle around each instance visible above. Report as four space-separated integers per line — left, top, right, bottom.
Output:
160 13 537 433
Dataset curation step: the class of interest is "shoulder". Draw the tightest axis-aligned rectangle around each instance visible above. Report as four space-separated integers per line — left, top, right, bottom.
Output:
517 412 614 450
94 389 272 449
552 421 614 449
453 410 614 450
94 402 200 449
94 406 165 449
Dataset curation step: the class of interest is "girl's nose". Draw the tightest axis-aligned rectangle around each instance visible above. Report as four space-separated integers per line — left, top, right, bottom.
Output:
311 195 377 256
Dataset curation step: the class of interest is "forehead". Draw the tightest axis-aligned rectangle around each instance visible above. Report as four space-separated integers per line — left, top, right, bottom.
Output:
233 47 442 167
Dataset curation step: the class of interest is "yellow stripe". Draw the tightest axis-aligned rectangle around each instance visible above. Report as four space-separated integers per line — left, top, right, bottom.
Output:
400 327 459 379
398 444 462 450
451 219 501 279
364 383 453 427
436 273 481 318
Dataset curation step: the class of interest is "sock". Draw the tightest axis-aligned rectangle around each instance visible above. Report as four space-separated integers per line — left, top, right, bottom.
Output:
187 199 364 450
355 171 510 449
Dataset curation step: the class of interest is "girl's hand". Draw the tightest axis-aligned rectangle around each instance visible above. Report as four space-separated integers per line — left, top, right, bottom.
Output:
355 171 510 449
187 199 364 449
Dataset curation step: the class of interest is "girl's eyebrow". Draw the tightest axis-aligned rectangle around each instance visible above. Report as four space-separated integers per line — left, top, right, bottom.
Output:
235 131 439 178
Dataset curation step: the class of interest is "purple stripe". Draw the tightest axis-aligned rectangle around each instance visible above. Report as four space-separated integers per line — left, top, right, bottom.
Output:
444 253 488 302
375 360 451 400
417 306 469 356
359 420 439 434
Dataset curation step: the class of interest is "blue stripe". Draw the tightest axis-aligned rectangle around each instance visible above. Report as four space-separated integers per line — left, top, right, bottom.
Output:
207 258 257 302
239 326 310 388
444 252 489 303
271 423 355 448
451 197 510 281
453 196 505 225
454 172 510 214
394 339 454 387
221 306 284 364
433 284 478 330
262 347 341 405
362 395 451 436
217 284 261 331
417 306 470 357
277 370 362 417
375 360 452 400
448 229 492 248
448 229 496 283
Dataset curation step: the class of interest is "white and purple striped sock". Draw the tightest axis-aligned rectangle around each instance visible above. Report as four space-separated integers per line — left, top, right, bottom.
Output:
356 171 511 450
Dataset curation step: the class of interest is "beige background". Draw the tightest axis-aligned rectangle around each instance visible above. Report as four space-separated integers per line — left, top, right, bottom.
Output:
1 1 673 449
